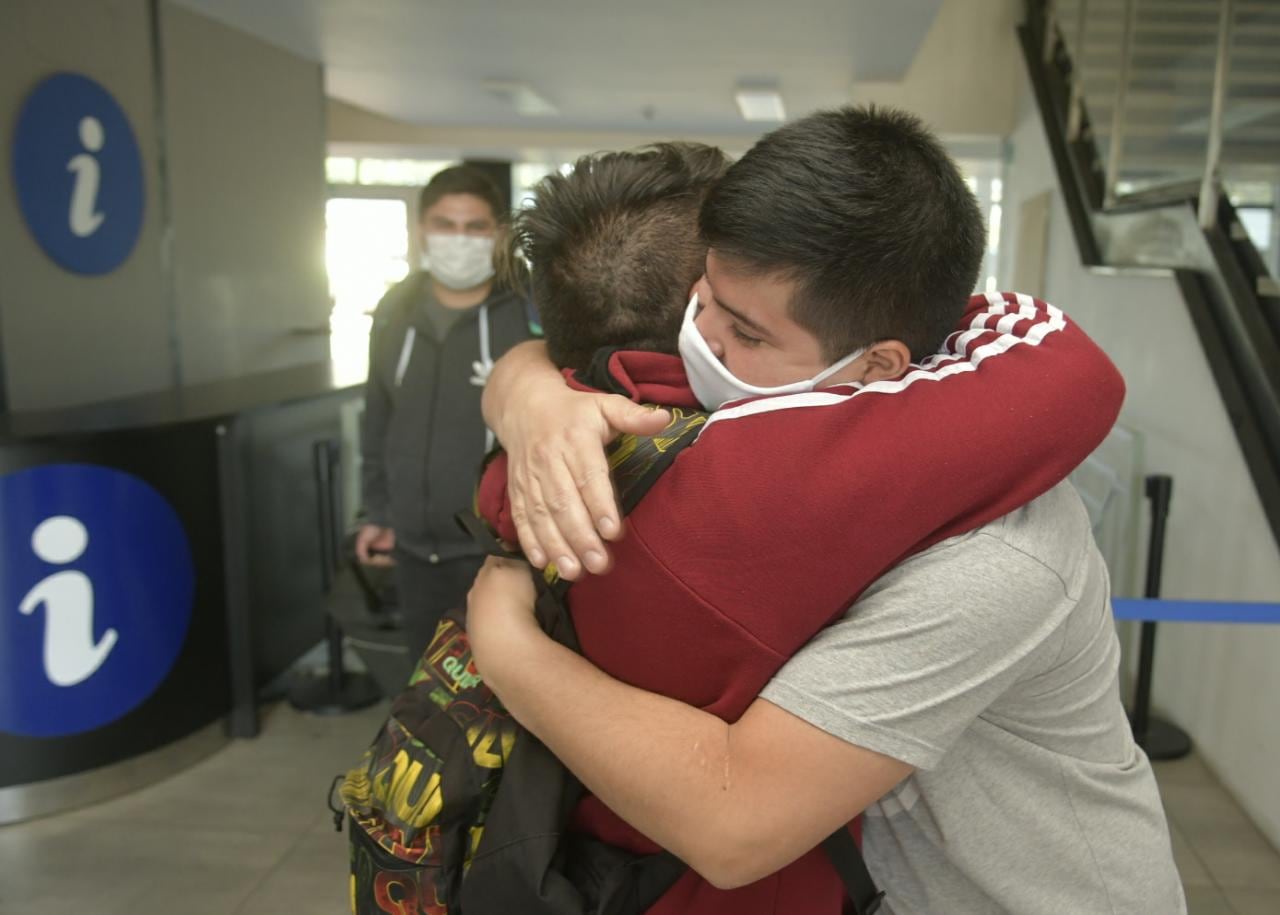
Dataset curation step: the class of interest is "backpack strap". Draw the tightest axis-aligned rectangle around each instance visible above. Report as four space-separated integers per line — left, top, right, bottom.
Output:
458 405 708 647
823 826 885 915
534 405 707 648
458 404 706 568
610 406 708 516
453 405 708 915
455 508 523 561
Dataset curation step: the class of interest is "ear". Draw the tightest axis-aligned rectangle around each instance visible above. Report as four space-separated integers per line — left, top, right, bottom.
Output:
856 340 911 385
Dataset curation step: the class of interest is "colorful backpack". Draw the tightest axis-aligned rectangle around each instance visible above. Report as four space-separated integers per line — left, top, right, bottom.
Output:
335 405 883 914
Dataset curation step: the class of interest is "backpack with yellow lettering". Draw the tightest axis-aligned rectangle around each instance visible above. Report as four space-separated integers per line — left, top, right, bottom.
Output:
335 399 884 915
337 406 708 915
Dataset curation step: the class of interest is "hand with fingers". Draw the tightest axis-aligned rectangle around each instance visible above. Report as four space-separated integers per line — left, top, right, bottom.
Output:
466 555 543 684
483 345 669 580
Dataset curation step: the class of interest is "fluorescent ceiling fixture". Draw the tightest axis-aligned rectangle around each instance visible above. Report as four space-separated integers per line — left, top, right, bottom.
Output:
482 80 559 117
734 84 785 122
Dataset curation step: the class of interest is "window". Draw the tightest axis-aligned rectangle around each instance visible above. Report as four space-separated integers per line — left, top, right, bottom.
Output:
512 160 575 210
1228 182 1278 273
325 156 454 188
959 159 1005 294
326 157 357 184
1238 207 1272 258
325 197 411 381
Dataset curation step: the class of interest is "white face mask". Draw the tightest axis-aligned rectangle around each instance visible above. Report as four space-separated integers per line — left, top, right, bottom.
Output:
677 294 866 410
424 233 496 290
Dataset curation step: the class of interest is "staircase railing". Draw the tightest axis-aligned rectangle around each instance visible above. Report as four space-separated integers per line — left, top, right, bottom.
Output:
1020 0 1280 549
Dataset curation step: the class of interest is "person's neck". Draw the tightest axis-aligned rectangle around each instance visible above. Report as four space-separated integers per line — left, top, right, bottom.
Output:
431 277 492 310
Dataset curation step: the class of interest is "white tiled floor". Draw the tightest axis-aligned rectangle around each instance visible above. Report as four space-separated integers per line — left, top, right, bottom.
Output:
1154 752 1280 913
2 701 1278 914
0 701 375 915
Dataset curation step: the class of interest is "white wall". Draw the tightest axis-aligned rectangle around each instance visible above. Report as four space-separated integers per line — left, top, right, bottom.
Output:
162 2 329 386
0 0 329 411
0 0 175 410
851 0 1022 138
1002 81 1280 848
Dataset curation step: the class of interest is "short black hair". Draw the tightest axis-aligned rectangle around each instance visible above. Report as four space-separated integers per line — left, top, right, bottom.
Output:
513 143 730 369
700 105 985 360
418 165 506 222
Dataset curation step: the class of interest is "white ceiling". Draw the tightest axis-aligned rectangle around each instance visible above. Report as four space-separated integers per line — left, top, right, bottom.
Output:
170 0 943 135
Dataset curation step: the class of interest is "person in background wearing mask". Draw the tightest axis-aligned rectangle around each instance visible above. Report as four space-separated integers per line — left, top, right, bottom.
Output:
358 165 537 662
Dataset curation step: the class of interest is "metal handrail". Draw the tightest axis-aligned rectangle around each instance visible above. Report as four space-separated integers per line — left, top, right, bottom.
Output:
1198 0 1235 229
1019 1 1280 553
1066 0 1090 141
1043 0 1059 61
1103 0 1138 207
1066 0 1246 218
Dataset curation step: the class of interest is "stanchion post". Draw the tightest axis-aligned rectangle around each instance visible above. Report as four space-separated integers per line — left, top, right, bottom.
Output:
1129 474 1192 759
290 439 382 715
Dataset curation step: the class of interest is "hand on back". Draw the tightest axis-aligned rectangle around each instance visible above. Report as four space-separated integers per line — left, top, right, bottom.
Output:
494 371 669 580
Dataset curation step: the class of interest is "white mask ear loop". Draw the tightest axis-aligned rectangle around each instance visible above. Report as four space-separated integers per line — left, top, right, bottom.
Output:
809 345 867 387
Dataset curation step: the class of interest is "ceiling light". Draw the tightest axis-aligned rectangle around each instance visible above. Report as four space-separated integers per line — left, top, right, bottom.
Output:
734 83 785 122
481 80 559 117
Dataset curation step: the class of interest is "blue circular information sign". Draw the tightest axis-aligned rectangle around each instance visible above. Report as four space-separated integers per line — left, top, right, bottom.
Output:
11 73 146 275
0 464 194 737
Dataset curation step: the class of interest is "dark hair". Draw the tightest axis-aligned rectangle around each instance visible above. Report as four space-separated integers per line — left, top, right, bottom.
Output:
512 143 730 368
700 105 985 360
418 165 506 222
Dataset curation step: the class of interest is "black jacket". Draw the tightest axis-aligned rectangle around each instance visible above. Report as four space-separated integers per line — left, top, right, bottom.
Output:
361 272 534 561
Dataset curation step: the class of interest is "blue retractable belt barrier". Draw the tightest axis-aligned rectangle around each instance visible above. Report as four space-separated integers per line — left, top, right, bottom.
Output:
1112 599 1280 624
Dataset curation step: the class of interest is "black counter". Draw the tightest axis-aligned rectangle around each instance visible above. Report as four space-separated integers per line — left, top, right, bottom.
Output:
0 361 362 821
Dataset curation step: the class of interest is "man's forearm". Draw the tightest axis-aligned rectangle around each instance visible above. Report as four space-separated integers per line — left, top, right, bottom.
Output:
480 632 756 885
481 340 558 435
466 560 909 888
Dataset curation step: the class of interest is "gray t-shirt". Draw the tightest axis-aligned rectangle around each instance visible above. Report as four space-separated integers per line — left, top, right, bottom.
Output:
760 481 1186 914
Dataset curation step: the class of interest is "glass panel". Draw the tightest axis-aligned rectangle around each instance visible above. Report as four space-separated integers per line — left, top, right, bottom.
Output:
1069 423 1145 597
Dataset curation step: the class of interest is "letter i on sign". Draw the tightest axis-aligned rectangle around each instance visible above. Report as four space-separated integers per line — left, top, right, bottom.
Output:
67 116 106 237
13 73 146 275
19 516 118 687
